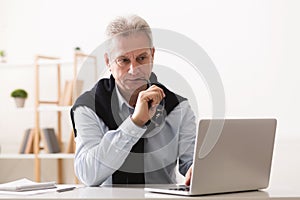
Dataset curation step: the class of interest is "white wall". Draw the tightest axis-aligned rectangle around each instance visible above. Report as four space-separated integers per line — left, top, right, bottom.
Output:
0 0 300 185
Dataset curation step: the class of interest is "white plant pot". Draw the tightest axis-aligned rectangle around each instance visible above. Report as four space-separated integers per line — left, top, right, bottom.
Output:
0 56 6 63
14 97 26 108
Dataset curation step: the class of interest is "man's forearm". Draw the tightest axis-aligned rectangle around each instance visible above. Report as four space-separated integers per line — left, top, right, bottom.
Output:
74 108 147 185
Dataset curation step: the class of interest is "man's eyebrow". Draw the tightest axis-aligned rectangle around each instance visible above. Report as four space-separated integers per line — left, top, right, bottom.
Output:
116 51 150 58
137 51 150 56
116 55 127 58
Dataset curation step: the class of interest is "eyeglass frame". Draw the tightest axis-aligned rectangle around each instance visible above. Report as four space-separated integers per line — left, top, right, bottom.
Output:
145 80 166 127
109 48 154 68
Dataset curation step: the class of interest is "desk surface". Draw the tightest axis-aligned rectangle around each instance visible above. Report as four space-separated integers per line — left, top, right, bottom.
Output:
0 185 300 200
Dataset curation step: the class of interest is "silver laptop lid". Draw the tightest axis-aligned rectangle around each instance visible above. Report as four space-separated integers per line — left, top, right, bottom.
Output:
190 118 277 195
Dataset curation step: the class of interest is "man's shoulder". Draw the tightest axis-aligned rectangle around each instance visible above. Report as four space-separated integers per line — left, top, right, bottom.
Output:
72 84 97 112
72 77 114 111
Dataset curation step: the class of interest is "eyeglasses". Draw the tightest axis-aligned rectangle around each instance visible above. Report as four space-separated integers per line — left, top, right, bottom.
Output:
151 98 165 127
146 80 166 127
111 51 152 68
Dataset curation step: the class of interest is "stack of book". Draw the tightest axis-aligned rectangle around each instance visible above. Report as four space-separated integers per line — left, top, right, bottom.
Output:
19 128 61 154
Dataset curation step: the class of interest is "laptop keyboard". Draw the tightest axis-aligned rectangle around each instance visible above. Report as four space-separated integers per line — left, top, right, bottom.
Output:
169 185 190 191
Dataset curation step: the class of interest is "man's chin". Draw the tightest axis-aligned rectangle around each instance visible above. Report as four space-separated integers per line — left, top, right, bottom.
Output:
126 79 148 88
125 83 148 93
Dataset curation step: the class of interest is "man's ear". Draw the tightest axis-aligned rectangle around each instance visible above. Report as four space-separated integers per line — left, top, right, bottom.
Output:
104 53 110 68
151 47 155 60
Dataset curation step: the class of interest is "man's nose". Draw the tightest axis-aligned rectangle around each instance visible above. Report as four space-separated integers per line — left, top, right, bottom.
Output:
128 60 139 74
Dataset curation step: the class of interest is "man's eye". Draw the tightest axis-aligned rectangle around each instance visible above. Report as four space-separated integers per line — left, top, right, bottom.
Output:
137 56 147 62
117 58 130 64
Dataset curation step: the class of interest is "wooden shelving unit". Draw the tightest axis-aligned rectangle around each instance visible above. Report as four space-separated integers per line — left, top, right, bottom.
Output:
34 55 65 183
0 52 97 184
33 53 97 183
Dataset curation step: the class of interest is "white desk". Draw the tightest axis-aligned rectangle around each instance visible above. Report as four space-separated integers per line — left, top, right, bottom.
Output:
0 185 300 200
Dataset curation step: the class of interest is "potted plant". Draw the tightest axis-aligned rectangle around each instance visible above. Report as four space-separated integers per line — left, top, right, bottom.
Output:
11 89 28 108
0 50 6 63
74 47 82 54
74 47 81 51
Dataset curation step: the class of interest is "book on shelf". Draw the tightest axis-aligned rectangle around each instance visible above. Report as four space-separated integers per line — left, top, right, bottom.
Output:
58 79 83 106
41 128 61 153
72 79 84 100
19 129 34 154
58 80 73 106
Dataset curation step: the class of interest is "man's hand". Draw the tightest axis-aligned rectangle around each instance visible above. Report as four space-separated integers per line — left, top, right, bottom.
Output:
131 85 165 127
185 165 193 186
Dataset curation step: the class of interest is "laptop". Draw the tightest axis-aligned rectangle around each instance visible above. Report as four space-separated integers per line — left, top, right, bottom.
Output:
145 118 277 196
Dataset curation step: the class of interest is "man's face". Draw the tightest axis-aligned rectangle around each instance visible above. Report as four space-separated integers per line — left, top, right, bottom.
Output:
105 32 155 96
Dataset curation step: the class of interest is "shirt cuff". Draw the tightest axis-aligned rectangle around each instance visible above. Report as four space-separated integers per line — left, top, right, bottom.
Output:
118 116 147 138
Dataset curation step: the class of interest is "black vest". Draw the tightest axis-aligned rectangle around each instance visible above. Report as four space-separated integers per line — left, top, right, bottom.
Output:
70 73 186 184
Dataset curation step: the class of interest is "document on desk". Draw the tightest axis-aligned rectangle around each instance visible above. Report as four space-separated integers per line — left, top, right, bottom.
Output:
0 178 57 195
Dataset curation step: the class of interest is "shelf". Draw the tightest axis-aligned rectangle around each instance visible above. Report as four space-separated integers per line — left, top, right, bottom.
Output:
0 63 34 68
0 154 35 159
37 105 72 112
0 60 73 68
38 153 74 159
36 59 73 66
17 105 72 112
0 153 74 159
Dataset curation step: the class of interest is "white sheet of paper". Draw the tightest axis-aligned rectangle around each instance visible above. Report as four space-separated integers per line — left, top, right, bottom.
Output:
0 178 56 192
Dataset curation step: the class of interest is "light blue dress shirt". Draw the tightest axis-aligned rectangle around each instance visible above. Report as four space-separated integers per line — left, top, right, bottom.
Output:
73 86 196 186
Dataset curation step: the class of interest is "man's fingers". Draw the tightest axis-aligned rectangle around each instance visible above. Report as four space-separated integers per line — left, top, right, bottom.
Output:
185 166 193 186
148 85 165 98
131 85 165 126
147 92 163 106
140 86 165 107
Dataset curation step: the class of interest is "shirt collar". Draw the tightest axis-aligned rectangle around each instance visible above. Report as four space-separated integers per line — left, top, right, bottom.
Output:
115 86 133 112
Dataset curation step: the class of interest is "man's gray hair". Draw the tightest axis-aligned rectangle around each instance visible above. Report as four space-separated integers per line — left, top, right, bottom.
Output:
105 15 153 52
